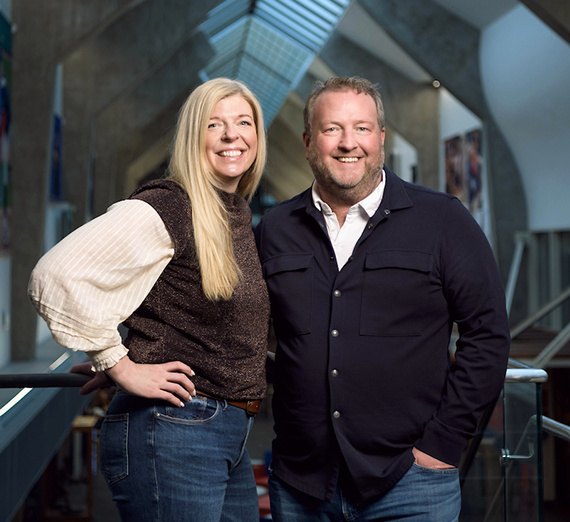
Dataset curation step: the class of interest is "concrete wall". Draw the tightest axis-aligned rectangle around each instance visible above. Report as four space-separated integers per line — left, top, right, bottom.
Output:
10 0 220 362
481 4 570 232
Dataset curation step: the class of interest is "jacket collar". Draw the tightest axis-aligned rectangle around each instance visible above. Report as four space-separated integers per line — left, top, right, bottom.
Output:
292 166 413 217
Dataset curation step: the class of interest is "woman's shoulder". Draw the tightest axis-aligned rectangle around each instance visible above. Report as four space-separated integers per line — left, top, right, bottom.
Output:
129 179 188 206
129 179 192 252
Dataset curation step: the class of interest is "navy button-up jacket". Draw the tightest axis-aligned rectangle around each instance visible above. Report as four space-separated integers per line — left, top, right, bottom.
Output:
255 168 510 502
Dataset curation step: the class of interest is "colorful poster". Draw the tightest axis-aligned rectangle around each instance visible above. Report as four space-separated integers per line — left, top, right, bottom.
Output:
445 129 484 215
465 129 483 213
50 115 62 201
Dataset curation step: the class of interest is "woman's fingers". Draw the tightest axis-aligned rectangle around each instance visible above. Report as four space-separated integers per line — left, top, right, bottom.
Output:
70 362 95 377
78 371 110 395
165 368 196 394
162 381 195 403
106 356 196 406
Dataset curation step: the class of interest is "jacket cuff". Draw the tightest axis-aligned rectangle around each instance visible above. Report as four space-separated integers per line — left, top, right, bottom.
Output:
415 419 468 467
88 345 129 373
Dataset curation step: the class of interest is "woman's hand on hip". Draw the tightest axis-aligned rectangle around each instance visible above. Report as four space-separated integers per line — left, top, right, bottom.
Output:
106 356 196 407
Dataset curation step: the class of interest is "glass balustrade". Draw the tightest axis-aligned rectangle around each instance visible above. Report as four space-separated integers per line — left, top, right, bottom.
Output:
460 366 546 522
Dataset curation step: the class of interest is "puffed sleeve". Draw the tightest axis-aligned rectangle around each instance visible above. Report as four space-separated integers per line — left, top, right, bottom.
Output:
28 199 174 371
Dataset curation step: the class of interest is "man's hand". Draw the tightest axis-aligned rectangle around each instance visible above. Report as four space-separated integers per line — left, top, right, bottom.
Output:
412 447 455 469
106 356 196 407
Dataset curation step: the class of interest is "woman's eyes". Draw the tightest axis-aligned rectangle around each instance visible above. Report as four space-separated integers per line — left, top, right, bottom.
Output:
208 120 252 128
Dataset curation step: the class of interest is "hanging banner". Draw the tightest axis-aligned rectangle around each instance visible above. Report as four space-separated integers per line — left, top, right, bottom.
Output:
0 11 11 252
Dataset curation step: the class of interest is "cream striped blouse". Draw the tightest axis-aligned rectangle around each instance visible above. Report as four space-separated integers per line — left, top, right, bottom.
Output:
28 199 174 372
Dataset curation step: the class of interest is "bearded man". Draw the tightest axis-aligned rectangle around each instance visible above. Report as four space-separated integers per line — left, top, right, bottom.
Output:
255 76 510 522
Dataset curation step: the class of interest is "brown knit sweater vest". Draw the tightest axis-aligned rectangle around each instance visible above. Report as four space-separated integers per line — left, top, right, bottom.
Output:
124 180 270 400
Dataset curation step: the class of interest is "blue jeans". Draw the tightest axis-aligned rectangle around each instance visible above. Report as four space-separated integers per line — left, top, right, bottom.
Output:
268 463 461 522
99 390 259 522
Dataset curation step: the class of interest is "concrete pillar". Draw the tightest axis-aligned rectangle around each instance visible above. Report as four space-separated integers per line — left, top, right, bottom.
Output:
62 0 222 224
10 0 144 361
357 0 527 284
91 30 214 216
266 94 315 202
119 90 194 197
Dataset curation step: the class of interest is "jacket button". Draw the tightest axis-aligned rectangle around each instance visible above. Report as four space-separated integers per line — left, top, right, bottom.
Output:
331 329 339 337
333 290 341 297
331 369 339 377
384 209 391 215
333 411 341 419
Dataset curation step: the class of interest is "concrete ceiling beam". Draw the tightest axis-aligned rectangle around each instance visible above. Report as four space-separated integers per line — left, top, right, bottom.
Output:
266 98 315 202
119 88 197 197
62 0 222 223
356 0 527 283
91 31 214 216
358 0 484 117
520 0 570 44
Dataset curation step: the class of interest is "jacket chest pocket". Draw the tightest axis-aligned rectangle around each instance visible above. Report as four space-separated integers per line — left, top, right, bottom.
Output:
263 254 314 338
360 250 434 337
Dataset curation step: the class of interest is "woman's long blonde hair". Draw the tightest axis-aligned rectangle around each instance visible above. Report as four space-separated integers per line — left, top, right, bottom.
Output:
168 78 266 301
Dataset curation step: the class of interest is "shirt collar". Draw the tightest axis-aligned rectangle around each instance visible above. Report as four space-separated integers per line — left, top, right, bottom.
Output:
311 169 386 218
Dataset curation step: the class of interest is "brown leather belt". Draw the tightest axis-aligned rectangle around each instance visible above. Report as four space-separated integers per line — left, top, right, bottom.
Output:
197 391 261 417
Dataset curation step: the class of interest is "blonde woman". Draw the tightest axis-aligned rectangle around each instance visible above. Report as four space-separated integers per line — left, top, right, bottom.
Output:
28 78 270 522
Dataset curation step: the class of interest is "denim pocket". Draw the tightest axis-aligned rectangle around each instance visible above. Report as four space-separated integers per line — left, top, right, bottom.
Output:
155 396 220 424
100 413 129 485
412 462 458 474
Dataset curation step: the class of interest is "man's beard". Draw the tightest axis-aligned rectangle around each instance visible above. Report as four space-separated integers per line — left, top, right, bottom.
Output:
307 146 384 206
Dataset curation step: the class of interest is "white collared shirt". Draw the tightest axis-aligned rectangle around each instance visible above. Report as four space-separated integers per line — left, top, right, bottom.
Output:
312 170 386 270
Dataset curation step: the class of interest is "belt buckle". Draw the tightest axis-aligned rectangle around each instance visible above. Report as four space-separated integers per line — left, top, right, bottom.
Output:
245 400 257 417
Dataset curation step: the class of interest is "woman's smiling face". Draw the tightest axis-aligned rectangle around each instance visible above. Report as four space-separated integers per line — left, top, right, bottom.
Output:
205 95 258 193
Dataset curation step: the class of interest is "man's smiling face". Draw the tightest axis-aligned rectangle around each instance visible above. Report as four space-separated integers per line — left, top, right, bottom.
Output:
304 89 385 205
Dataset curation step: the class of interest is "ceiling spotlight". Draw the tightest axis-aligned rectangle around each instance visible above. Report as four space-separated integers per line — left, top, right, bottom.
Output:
432 80 441 88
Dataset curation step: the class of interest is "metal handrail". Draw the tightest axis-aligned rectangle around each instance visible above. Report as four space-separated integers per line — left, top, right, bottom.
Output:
481 413 570 522
0 351 277 390
510 285 570 339
0 356 547 389
0 373 91 388
505 232 527 316
543 416 570 443
531 320 570 368
505 368 548 383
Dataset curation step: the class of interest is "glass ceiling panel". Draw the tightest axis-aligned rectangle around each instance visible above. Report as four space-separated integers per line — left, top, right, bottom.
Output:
286 0 337 24
255 6 324 51
200 0 352 125
274 0 332 30
201 0 253 38
312 0 351 16
202 18 248 74
257 2 329 39
244 17 311 82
